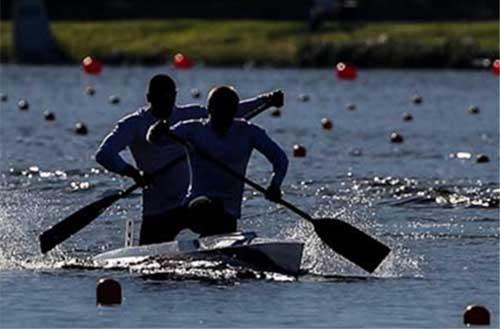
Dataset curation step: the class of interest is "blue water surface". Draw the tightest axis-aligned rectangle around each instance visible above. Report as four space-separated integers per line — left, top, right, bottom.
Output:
0 66 498 328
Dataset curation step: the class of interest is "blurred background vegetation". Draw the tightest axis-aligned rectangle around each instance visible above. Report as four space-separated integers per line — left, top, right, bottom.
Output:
0 0 498 67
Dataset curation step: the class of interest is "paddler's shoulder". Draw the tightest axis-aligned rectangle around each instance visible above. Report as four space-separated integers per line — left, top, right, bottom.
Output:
173 103 208 120
171 117 207 130
233 118 265 132
116 107 151 126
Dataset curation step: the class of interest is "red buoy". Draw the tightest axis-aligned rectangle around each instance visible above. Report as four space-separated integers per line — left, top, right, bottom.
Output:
336 62 358 80
321 118 333 130
492 59 500 76
174 53 194 69
463 305 490 326
293 144 307 157
96 278 122 306
82 56 103 75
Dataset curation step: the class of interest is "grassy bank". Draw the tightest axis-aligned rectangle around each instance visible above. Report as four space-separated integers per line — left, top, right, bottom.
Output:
0 20 498 67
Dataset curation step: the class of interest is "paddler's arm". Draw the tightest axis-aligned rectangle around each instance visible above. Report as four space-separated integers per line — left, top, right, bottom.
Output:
146 119 185 146
95 116 150 186
250 124 289 202
235 90 284 118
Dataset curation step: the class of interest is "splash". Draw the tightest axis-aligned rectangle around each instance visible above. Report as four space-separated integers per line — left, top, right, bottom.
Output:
128 257 295 283
281 204 424 279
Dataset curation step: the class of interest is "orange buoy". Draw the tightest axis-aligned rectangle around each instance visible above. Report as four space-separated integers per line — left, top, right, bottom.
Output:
82 56 103 75
390 132 404 143
402 112 413 121
298 94 310 102
336 62 358 80
43 110 56 121
174 53 194 69
293 144 307 157
321 118 333 130
346 103 357 111
17 99 29 110
85 86 96 96
96 278 122 306
467 105 480 114
463 305 490 326
74 122 88 135
191 88 201 98
108 95 120 105
411 94 423 104
492 59 500 76
476 154 490 163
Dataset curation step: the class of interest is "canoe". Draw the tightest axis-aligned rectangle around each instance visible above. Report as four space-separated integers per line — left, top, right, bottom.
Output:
93 231 304 276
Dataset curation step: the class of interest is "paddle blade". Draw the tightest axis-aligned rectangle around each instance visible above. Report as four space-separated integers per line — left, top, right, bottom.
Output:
312 218 390 273
39 193 122 254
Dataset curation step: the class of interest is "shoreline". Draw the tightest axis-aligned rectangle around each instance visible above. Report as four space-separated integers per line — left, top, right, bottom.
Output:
1 20 498 68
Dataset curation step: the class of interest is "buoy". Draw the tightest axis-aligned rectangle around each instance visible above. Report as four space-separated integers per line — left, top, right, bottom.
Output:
174 53 194 69
471 58 491 68
82 56 103 75
411 94 423 104
402 112 413 121
271 109 281 117
390 132 404 143
96 278 122 306
476 154 490 163
293 144 307 157
346 103 357 111
0 93 7 102
349 148 362 156
467 105 480 114
492 59 500 76
108 95 120 105
463 305 490 326
74 122 88 135
17 99 29 110
298 94 310 102
336 62 358 80
454 152 472 160
190 88 201 99
85 86 96 96
43 110 56 121
321 118 333 130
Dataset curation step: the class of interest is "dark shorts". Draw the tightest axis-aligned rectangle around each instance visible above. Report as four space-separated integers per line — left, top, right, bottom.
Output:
139 197 237 245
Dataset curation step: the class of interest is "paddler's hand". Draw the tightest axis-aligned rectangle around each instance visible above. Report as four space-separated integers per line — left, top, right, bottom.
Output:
263 90 284 108
122 165 152 187
146 120 170 145
265 184 282 202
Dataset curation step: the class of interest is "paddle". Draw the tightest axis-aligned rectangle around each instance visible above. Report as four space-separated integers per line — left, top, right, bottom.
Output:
39 99 274 254
166 132 391 273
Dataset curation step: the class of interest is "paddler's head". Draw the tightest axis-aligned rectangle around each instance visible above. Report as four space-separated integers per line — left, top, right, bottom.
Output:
147 74 177 119
207 86 239 134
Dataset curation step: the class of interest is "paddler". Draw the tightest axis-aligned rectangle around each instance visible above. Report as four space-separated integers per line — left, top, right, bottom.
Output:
147 86 288 238
95 74 283 245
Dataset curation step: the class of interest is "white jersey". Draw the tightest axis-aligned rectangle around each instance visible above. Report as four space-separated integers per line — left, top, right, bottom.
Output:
167 119 289 218
95 98 265 216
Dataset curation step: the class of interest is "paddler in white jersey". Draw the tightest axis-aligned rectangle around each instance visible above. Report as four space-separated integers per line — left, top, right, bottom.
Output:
147 86 288 237
95 74 283 245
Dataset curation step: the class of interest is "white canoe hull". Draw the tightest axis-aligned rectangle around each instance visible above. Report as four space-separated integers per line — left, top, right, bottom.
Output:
93 232 304 275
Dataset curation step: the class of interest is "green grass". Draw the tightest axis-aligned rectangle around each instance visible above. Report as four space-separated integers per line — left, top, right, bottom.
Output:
0 20 498 67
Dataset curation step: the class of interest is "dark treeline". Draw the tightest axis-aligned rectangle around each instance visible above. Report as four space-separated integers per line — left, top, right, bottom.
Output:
1 0 498 21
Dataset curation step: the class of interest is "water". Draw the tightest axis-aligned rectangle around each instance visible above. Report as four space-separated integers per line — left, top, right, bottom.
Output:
0 66 498 328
